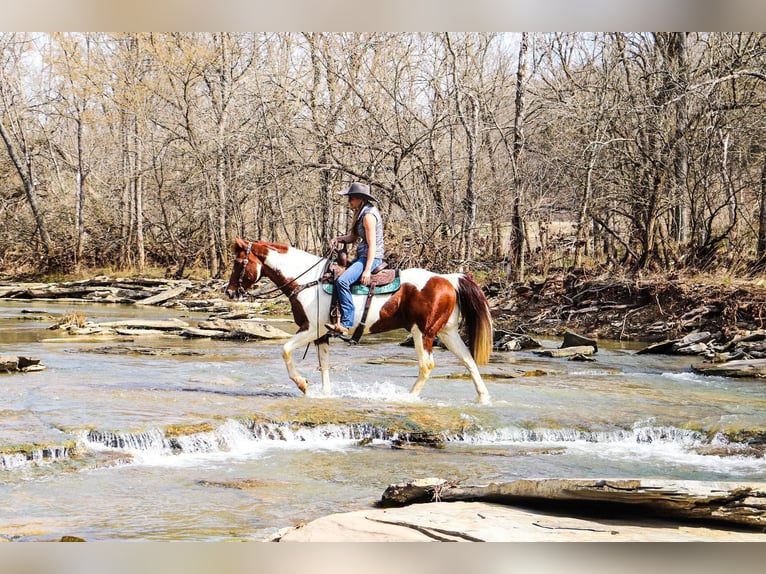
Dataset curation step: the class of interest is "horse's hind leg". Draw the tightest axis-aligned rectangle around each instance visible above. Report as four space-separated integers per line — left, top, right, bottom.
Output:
408 327 435 397
438 327 490 404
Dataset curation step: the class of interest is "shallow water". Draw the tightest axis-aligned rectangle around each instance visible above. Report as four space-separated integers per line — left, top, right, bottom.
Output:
1 299 765 541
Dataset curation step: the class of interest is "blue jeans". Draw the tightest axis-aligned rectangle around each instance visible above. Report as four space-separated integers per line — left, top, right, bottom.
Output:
335 257 382 328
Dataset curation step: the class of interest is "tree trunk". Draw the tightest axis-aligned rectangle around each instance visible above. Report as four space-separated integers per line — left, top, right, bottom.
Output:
671 32 689 245
460 92 480 270
214 32 231 276
757 154 766 260
133 116 145 273
509 32 528 281
573 151 595 270
0 118 53 258
119 111 133 269
380 477 766 530
75 118 85 269
445 34 482 271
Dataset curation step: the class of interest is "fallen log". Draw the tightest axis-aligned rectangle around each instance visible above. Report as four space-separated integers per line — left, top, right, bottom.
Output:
40 335 134 343
379 478 766 529
134 285 188 306
179 327 230 339
91 318 190 330
534 345 596 358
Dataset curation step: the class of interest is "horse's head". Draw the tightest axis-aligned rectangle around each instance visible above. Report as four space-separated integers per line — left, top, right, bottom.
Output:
224 238 263 298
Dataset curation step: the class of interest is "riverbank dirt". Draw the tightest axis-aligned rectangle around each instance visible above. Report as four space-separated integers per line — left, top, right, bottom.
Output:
491 272 766 343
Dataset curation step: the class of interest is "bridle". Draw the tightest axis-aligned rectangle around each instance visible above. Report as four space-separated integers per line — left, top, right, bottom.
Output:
230 241 333 301
232 241 260 297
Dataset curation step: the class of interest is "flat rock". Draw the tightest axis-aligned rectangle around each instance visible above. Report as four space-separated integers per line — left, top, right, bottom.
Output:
0 356 45 373
636 339 676 354
273 478 766 542
272 501 766 542
562 330 598 352
691 358 766 378
197 319 291 339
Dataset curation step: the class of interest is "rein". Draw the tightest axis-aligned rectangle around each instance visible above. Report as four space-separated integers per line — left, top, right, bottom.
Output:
237 243 334 301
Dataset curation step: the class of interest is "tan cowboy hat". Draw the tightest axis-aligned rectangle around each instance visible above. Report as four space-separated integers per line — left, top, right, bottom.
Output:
338 182 378 202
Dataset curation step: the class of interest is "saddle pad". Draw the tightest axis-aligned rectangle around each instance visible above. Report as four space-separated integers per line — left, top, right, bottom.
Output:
322 275 401 296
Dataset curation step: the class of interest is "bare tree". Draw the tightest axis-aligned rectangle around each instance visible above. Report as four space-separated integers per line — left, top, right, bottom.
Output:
508 32 529 281
0 33 54 261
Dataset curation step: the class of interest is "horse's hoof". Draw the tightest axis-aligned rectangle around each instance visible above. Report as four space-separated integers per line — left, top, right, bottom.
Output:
295 379 308 394
477 395 490 405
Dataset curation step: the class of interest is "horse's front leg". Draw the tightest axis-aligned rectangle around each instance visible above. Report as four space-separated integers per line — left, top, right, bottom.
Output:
282 330 318 394
316 337 331 395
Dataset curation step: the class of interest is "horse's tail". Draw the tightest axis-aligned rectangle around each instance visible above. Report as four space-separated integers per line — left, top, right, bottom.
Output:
456 275 493 365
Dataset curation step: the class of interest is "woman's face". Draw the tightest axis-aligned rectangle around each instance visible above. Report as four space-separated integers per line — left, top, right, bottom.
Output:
347 196 363 209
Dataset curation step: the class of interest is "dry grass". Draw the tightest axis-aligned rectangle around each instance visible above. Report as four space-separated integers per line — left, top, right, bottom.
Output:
57 312 87 329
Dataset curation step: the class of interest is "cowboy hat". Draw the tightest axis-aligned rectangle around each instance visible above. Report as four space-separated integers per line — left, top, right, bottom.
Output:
338 182 378 202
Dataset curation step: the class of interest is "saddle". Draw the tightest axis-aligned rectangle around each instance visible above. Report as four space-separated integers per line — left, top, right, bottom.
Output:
322 250 400 343
321 262 399 294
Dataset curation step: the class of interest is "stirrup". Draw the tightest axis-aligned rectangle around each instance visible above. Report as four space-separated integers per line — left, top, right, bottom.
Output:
325 322 349 336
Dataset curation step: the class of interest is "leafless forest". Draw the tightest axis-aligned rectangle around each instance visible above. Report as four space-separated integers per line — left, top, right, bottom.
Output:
1 32 765 282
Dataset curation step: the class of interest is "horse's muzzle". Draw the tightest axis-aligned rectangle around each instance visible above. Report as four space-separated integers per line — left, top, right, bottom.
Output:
222 285 239 299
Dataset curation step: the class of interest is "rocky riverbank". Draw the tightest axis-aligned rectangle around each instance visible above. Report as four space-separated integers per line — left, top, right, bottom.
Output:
5 272 766 344
492 273 766 340
6 273 766 378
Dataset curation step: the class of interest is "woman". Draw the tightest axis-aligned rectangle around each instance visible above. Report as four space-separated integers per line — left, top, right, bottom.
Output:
326 182 385 338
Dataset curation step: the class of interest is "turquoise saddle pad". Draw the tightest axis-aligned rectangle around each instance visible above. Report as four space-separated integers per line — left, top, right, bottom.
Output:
322 276 401 296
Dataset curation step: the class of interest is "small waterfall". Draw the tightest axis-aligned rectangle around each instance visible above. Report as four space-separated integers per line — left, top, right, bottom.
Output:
444 424 707 447
3 420 759 473
0 419 742 475
85 428 168 452
247 421 391 443
81 420 393 460
76 421 725 460
171 419 255 453
0 445 74 470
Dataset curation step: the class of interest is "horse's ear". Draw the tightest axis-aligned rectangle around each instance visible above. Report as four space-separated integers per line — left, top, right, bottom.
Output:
233 237 246 252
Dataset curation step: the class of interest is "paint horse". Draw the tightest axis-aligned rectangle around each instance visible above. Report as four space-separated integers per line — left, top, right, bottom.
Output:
224 237 492 403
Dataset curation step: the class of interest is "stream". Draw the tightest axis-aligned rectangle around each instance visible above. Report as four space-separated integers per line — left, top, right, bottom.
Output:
1 299 765 541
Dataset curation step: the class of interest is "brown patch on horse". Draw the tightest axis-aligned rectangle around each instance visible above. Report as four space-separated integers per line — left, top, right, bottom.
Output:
248 241 275 260
252 240 288 255
231 238 288 258
370 276 456 353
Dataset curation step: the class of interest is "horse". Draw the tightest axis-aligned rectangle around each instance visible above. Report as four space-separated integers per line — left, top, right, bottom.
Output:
224 237 492 403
